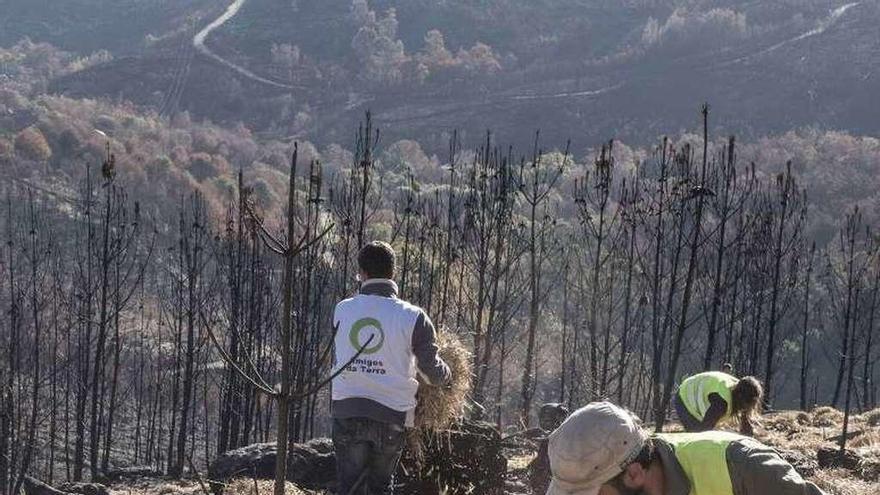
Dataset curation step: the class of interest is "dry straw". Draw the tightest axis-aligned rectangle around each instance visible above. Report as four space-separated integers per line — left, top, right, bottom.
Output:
755 408 880 495
408 328 473 459
860 407 880 427
224 478 313 495
812 406 845 427
414 328 473 430
813 468 878 495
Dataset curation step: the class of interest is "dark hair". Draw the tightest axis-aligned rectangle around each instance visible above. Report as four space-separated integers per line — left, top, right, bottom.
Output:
358 241 395 279
731 376 763 415
629 439 655 470
608 440 655 492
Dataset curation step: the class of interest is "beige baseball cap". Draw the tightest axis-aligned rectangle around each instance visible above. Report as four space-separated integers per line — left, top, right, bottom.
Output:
545 401 648 495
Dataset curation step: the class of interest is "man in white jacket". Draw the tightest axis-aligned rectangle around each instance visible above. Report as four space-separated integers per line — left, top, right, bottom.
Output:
331 241 451 494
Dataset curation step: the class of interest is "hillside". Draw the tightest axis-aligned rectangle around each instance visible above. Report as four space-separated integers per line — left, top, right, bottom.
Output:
39 0 880 152
0 0 217 55
4 37 880 236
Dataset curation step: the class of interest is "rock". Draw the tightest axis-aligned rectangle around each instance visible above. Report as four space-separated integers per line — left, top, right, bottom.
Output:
57 483 110 495
209 442 276 487
289 443 335 488
304 437 334 455
208 441 334 494
22 476 70 495
538 403 570 432
96 467 163 485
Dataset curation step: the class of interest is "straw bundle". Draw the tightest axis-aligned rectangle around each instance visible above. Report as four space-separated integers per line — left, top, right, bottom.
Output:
406 328 473 461
813 406 845 427
413 328 473 430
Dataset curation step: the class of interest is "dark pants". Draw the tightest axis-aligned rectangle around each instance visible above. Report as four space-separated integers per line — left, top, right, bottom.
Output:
673 392 705 432
332 417 406 495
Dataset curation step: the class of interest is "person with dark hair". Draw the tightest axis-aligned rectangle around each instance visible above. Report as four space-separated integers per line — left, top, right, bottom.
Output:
545 401 826 495
674 372 763 435
331 241 452 494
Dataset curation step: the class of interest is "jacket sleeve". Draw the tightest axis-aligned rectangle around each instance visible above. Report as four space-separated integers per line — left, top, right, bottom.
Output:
411 312 451 386
727 438 828 495
699 393 729 430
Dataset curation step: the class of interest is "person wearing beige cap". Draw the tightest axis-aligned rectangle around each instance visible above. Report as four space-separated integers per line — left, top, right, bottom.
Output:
546 401 825 495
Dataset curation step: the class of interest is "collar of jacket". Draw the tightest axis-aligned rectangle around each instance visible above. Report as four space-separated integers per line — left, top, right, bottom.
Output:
359 279 399 298
652 437 690 495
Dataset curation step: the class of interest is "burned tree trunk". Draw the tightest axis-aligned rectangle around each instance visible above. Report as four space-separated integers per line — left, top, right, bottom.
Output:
800 242 816 411
518 137 565 426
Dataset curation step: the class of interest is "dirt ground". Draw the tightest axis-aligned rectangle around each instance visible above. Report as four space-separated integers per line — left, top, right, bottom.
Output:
105 408 880 495
752 407 880 495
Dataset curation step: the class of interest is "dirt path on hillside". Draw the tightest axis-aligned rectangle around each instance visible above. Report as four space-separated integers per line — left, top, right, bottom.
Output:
717 2 861 68
193 0 295 90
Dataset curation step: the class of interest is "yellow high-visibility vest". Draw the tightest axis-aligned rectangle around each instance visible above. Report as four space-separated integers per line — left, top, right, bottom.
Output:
678 371 738 422
656 432 739 495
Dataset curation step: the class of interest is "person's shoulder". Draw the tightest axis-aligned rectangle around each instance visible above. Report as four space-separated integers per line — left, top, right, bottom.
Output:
725 433 771 458
334 295 359 310
336 295 357 305
392 297 427 317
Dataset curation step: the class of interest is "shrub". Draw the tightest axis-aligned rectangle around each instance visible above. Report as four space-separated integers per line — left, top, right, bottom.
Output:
14 126 52 162
187 153 222 182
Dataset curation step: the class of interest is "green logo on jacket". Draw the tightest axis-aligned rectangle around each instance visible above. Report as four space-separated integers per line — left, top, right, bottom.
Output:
349 317 385 355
